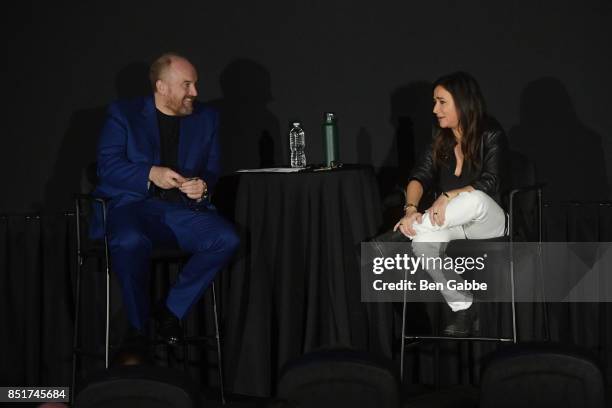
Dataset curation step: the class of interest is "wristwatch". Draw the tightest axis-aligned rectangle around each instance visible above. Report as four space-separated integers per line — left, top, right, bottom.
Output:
403 203 417 211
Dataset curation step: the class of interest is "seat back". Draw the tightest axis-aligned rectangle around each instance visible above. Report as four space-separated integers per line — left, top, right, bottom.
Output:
480 344 605 408
74 195 102 253
75 366 201 408
503 150 540 241
277 349 401 408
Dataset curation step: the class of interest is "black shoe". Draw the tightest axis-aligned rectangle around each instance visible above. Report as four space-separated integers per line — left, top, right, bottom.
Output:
443 307 479 337
153 301 183 345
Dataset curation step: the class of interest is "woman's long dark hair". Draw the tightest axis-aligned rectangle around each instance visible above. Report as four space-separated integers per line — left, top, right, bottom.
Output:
432 72 486 170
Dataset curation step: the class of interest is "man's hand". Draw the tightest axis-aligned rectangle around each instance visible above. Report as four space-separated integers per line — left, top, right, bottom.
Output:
149 166 186 189
179 177 208 200
393 208 423 238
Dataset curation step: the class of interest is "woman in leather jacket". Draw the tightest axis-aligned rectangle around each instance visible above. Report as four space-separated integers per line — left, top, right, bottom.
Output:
394 71 508 336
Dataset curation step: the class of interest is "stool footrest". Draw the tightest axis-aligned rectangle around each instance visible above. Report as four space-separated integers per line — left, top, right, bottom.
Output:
150 335 218 346
404 335 514 342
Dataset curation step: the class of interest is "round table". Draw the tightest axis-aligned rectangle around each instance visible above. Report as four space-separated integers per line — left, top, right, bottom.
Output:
220 165 393 397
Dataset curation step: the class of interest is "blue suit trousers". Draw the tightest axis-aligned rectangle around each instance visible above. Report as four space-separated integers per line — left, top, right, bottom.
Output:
107 198 239 330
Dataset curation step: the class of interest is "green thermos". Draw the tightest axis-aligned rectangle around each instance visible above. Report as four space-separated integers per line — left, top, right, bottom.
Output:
322 112 339 167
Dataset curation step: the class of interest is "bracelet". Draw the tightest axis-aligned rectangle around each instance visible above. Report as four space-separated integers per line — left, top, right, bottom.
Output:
403 203 417 211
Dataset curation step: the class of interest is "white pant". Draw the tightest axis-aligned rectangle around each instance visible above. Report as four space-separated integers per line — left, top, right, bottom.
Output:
410 190 506 311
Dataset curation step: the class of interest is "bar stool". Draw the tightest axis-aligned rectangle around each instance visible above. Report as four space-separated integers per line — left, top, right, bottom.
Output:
71 195 226 404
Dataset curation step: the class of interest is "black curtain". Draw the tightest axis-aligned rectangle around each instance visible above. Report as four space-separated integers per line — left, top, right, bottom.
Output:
1 202 612 391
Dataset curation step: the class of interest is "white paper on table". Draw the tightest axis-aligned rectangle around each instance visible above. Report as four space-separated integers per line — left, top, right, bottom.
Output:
235 167 305 173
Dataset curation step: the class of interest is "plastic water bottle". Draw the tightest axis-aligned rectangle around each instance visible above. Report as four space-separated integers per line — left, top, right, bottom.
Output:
289 121 306 168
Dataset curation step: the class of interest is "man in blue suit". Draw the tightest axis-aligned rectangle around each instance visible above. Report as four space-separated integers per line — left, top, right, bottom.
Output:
92 53 239 344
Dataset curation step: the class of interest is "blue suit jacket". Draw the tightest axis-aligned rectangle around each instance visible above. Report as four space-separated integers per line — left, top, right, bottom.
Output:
90 96 221 239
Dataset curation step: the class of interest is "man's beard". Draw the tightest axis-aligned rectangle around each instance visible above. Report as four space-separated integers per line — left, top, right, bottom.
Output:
166 96 194 116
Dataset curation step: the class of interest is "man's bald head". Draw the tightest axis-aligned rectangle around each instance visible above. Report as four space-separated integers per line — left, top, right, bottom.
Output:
150 52 199 116
149 52 191 92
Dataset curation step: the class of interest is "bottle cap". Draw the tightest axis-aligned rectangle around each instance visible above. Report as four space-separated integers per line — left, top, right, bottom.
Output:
324 112 336 123
291 121 302 127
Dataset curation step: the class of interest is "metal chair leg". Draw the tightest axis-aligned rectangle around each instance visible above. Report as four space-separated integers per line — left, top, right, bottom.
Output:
509 195 517 344
537 190 550 341
100 201 112 369
72 198 83 406
102 239 111 369
538 249 550 340
212 281 226 405
400 268 408 383
510 254 517 344
105 263 110 368
71 256 82 405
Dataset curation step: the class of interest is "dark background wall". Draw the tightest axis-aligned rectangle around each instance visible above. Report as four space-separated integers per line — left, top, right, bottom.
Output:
1 0 611 213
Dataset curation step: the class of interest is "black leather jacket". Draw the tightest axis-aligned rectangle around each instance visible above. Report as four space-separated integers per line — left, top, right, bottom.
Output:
408 124 508 201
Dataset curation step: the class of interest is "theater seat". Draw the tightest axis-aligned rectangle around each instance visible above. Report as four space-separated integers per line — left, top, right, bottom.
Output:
479 343 605 408
277 349 401 408
75 365 202 408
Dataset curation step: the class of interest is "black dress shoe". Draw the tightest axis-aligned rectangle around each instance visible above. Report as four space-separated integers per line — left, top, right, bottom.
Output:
153 302 183 345
443 307 479 337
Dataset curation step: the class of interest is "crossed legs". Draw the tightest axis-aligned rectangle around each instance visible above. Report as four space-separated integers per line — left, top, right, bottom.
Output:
410 190 506 311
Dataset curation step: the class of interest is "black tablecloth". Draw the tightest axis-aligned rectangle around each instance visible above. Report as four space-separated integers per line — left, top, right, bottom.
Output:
221 165 393 397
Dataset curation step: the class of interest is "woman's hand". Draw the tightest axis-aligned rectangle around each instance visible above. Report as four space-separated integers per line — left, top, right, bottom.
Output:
427 195 451 226
393 209 423 238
